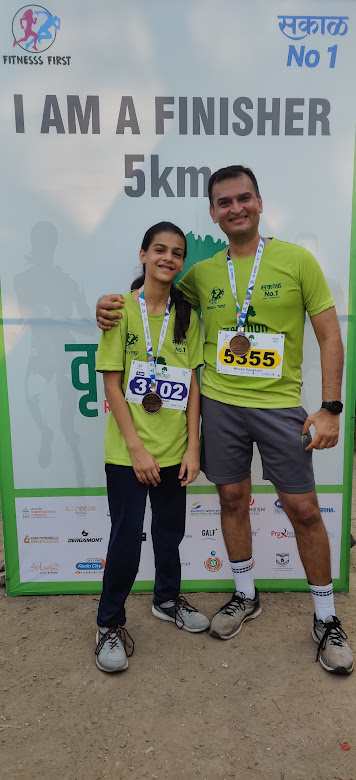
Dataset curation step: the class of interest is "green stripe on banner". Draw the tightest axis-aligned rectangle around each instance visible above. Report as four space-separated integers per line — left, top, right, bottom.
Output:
0 283 21 593
340 126 356 592
14 488 108 497
6 576 346 597
14 484 345 498
187 484 344 494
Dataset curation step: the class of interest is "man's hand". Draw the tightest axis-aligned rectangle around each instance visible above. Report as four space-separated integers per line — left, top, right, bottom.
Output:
129 444 161 486
303 408 340 451
179 445 200 487
96 294 124 330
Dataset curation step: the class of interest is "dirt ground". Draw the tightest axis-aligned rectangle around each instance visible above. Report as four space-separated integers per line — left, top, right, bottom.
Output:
1 468 356 780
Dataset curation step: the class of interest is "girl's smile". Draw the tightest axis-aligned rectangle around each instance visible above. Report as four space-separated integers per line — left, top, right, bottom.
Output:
139 231 185 282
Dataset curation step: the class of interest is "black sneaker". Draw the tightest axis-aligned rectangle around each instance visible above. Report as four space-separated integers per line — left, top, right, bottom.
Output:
312 614 354 674
210 589 261 640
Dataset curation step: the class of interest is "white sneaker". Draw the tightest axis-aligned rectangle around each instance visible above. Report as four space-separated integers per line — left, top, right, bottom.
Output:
312 614 354 674
152 596 210 633
95 625 134 672
210 589 261 640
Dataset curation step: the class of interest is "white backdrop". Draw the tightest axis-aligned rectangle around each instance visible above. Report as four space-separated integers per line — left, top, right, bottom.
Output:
1 0 355 593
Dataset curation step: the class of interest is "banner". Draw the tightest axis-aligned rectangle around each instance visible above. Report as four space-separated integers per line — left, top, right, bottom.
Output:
1 1 355 595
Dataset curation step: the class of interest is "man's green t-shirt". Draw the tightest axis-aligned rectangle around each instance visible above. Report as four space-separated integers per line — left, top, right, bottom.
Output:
178 238 334 408
95 292 204 466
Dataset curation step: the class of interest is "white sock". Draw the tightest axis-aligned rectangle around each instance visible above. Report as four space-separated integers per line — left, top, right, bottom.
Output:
230 557 255 599
309 581 335 622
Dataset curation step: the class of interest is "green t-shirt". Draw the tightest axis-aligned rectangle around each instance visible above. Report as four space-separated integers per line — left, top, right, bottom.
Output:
95 292 204 466
178 238 334 408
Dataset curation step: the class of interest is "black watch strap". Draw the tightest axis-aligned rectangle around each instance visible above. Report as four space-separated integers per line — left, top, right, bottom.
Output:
321 401 343 415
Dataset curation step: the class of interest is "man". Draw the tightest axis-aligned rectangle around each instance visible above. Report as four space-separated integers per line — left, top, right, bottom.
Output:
96 165 353 675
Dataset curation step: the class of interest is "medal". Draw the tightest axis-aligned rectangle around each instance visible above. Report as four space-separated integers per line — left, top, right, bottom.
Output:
227 237 264 354
142 391 163 414
229 333 251 357
138 285 171 414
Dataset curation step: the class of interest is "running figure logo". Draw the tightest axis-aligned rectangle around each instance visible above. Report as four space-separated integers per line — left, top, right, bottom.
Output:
12 6 60 52
209 287 224 305
126 333 138 348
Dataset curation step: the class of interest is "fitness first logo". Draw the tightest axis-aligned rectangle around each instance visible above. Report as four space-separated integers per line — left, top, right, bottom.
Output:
3 6 71 66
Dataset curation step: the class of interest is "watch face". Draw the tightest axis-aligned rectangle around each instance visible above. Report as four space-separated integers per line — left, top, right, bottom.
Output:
324 401 343 414
329 401 343 414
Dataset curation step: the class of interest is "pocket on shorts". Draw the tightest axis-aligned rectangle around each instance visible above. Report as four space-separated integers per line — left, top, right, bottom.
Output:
300 407 312 449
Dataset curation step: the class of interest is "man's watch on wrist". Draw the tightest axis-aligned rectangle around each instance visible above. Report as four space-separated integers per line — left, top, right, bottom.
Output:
321 401 343 415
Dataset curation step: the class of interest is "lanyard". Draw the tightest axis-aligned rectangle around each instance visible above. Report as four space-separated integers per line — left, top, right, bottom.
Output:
138 285 171 392
227 237 265 332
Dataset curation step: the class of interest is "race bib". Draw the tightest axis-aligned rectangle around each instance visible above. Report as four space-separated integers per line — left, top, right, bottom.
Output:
217 331 285 379
125 361 192 410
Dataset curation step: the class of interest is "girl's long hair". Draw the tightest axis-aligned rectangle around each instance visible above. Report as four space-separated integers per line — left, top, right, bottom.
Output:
131 221 191 343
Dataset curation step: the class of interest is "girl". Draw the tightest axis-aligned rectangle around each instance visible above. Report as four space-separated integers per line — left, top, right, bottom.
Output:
95 222 209 672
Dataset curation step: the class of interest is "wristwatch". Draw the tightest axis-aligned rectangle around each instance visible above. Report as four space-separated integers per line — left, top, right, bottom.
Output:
321 401 343 415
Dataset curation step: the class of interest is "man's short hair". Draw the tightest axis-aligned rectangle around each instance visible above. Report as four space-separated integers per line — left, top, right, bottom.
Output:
208 165 260 205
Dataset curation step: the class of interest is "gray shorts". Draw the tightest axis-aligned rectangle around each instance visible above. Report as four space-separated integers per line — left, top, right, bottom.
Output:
200 396 315 494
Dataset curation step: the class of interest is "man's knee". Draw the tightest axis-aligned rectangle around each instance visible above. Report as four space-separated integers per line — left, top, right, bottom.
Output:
279 491 322 528
218 479 250 514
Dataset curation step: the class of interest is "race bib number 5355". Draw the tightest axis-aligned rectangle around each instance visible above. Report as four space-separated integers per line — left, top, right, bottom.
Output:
217 331 285 379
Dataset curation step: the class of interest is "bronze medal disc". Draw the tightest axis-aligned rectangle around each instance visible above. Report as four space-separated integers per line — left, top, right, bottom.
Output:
229 333 251 357
142 392 162 414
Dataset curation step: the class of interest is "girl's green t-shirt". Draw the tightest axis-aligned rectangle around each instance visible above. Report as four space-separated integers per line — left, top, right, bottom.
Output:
96 292 203 466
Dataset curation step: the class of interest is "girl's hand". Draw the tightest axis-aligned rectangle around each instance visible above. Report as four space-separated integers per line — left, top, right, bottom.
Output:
179 445 200 487
130 444 161 486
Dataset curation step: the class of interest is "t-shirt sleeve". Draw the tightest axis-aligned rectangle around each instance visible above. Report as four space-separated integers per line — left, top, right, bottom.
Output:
299 249 335 316
95 310 127 372
186 309 204 369
177 265 200 310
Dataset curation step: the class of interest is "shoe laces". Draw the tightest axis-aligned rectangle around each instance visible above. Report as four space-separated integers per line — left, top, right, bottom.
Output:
95 626 134 657
221 592 247 617
173 595 198 629
316 616 347 662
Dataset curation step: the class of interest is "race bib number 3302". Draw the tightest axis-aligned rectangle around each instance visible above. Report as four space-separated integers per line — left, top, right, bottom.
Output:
217 331 285 379
125 361 192 410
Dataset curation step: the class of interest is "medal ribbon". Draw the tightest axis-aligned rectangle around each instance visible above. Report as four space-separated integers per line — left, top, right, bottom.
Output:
138 285 171 392
227 237 265 332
